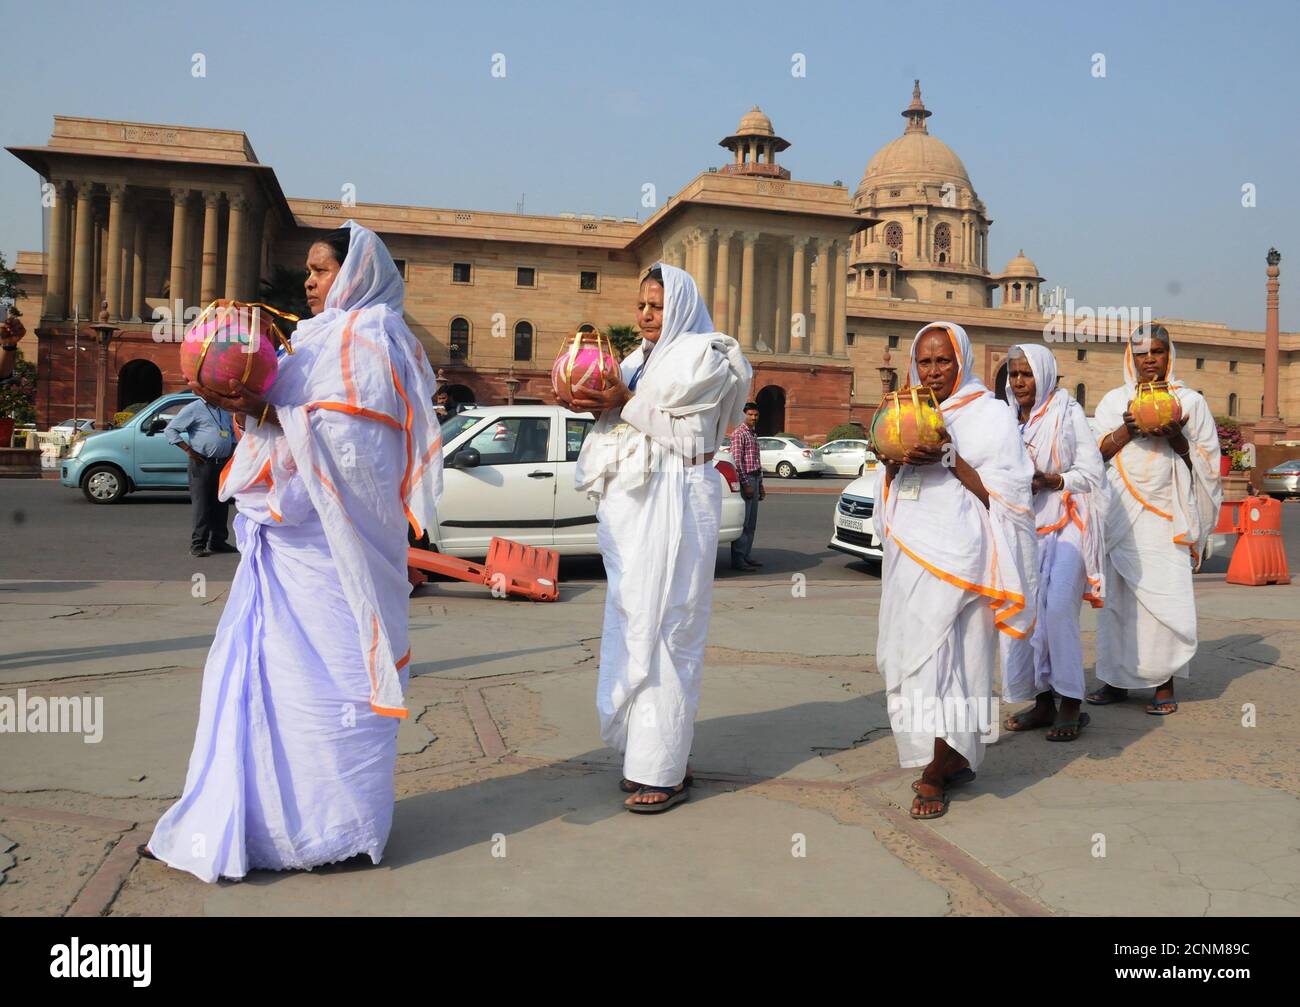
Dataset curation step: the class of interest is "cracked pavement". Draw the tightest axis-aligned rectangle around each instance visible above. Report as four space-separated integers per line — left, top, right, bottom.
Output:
1 564 1298 916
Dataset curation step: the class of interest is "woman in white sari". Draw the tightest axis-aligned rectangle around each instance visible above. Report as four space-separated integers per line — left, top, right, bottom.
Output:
872 322 1037 818
1087 324 1220 715
146 221 443 881
564 264 751 813
999 344 1107 741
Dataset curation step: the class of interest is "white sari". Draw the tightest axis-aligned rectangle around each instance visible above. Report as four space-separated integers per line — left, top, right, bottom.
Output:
1094 333 1221 689
576 264 751 787
149 222 443 881
872 322 1037 769
998 344 1107 702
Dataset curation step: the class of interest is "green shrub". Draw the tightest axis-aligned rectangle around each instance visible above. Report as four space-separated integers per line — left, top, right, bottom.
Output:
826 422 866 442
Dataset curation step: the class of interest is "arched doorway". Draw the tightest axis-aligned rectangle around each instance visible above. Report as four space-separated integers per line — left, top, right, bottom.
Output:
117 359 163 410
755 385 786 436
445 383 476 407
993 360 1009 402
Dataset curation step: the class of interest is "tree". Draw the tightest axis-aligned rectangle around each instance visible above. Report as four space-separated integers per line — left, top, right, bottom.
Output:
606 324 641 359
0 355 37 423
257 266 309 333
0 251 24 310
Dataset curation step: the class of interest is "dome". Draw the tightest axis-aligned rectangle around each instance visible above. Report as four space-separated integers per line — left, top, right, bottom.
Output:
1001 249 1040 277
736 106 775 137
863 132 971 187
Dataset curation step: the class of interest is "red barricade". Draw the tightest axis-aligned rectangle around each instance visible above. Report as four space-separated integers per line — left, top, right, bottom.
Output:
1225 496 1292 586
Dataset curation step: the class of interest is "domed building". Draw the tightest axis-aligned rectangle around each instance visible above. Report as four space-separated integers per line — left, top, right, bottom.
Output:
851 81 996 307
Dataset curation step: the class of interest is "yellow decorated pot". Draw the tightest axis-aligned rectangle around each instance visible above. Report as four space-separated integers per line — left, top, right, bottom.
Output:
1130 381 1183 434
870 386 947 464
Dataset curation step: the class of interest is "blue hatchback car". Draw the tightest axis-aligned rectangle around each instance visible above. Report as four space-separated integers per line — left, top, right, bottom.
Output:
60 392 198 503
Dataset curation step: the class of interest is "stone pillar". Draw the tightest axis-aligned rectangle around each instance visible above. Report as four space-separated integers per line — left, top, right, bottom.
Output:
131 214 146 321
44 180 69 319
169 188 190 313
188 197 203 307
791 238 808 353
698 231 713 319
1257 250 1285 444
814 238 834 355
120 202 135 321
833 241 849 356
105 183 126 320
200 191 222 305
738 231 758 350
713 230 732 333
775 239 792 353
224 193 247 300
72 181 96 319
91 213 103 312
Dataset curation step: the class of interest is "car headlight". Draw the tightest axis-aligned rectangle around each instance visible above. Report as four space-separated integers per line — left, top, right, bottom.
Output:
69 439 85 459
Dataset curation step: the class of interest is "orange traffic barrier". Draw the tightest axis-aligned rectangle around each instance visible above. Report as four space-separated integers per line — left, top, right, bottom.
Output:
1225 496 1291 586
407 537 560 602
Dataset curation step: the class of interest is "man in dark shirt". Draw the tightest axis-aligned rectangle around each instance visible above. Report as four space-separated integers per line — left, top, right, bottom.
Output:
729 402 764 571
165 399 236 557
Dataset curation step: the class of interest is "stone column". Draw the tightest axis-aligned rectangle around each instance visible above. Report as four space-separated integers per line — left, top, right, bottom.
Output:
44 180 70 319
791 238 808 353
131 214 147 322
224 193 247 300
120 201 135 321
814 238 834 356
105 183 126 320
738 231 758 350
169 188 190 313
698 231 713 319
91 213 102 312
775 239 792 353
200 191 222 305
1257 250 1286 444
833 241 849 356
72 181 96 319
713 230 732 332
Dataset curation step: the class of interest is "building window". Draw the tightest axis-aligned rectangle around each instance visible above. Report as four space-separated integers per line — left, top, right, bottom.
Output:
1196 357 1205 370
579 270 599 292
884 222 903 251
1228 392 1239 417
945 291 953 300
516 266 536 288
452 262 472 284
846 331 856 347
513 320 534 361
449 317 470 362
1229 359 1238 373
1075 383 1087 410
578 323 596 333
1011 282 1021 303
391 258 408 280
1077 348 1087 362
934 223 951 260
887 335 899 349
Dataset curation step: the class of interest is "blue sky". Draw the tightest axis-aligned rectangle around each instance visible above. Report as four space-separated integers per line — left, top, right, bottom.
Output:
2 0 1296 331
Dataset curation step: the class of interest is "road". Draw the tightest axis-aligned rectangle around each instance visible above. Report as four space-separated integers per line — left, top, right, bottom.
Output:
0 476 881 583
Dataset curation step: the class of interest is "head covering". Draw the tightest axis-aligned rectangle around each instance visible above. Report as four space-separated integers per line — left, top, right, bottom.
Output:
636 263 716 383
1123 323 1178 395
322 220 405 315
905 320 988 417
1004 343 1058 422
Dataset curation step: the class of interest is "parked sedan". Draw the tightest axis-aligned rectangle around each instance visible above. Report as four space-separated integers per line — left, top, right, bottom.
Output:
828 473 883 563
817 438 879 477
433 404 745 557
759 436 829 479
1262 459 1300 499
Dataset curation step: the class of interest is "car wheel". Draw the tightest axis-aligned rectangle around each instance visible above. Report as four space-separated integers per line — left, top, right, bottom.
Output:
776 461 796 479
82 464 127 504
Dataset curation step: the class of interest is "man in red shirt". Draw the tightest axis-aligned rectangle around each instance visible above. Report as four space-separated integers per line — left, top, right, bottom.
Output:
729 402 764 571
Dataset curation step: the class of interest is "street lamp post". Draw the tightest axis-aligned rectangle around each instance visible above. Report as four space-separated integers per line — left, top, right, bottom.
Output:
89 300 120 429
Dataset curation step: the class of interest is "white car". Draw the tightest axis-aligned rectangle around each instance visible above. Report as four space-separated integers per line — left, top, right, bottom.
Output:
817 438 880 477
829 473 883 563
760 436 829 479
431 404 745 557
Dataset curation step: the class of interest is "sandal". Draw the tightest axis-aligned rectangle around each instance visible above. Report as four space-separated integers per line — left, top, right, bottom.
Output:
1004 704 1055 732
621 772 693 794
625 783 690 814
1146 697 1178 716
1085 685 1128 706
136 844 157 862
1046 711 1091 742
909 787 950 820
912 767 975 794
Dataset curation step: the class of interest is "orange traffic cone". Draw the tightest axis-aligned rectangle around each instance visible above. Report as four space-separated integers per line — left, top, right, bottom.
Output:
1226 496 1292 586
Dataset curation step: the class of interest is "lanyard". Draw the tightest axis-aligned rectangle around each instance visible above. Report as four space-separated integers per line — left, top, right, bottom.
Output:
203 404 229 437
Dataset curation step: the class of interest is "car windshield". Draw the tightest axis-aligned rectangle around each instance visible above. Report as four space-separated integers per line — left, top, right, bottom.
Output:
439 413 482 444
785 437 809 449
